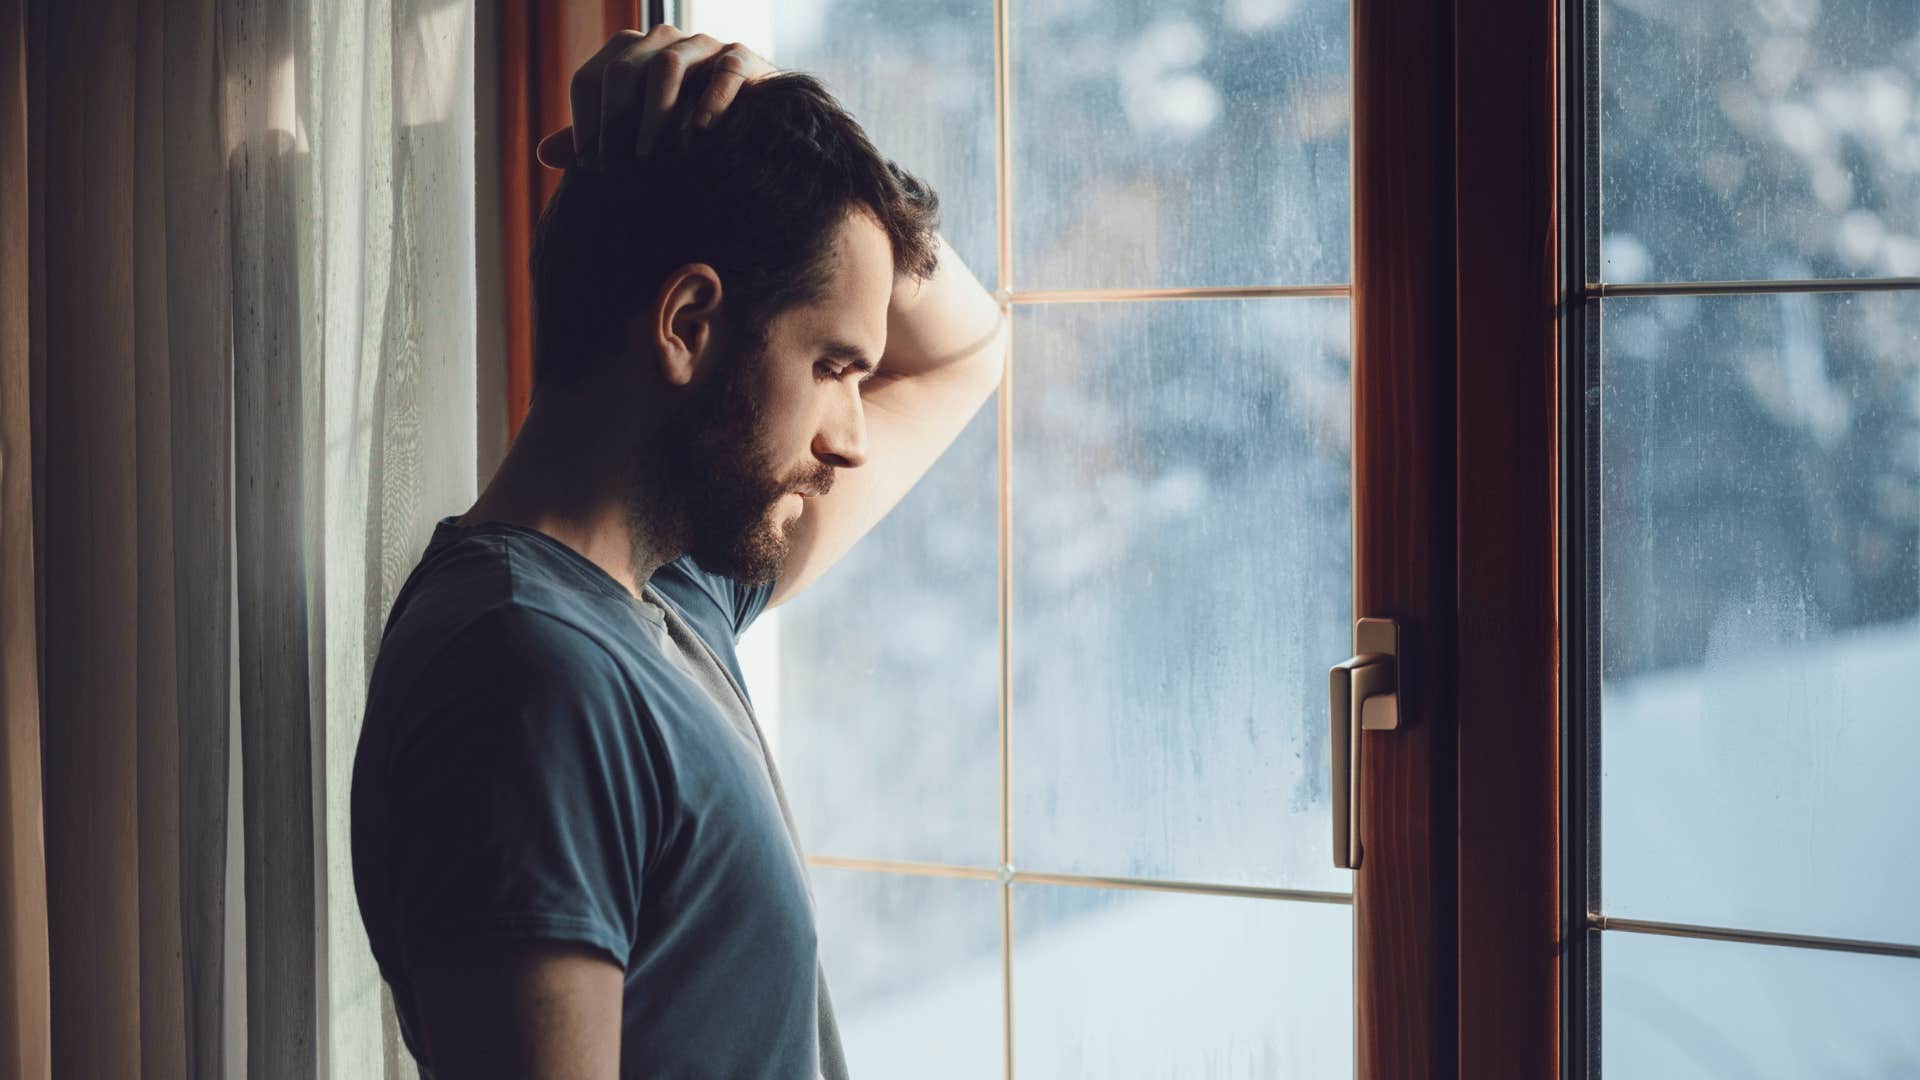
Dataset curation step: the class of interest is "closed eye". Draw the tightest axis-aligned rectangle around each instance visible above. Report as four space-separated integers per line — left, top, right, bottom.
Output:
817 357 878 384
818 341 880 383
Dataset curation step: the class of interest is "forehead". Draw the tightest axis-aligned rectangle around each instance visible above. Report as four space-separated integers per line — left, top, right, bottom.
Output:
767 209 894 359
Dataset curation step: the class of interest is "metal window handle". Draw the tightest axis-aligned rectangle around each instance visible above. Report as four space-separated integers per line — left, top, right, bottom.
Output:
1329 617 1403 869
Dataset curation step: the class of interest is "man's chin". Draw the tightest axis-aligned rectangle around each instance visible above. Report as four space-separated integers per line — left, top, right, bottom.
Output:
688 512 789 585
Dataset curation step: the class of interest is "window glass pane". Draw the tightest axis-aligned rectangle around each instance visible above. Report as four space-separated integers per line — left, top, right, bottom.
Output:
1013 884 1352 1077
1011 0 1350 290
1599 1 1920 283
1599 292 1920 942
732 0 997 281
812 868 1003 1079
1012 299 1351 889
1602 931 1920 1076
775 405 1001 865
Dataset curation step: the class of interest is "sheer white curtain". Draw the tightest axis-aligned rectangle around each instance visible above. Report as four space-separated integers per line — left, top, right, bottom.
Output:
237 0 480 1074
301 2 476 1077
1 0 476 1076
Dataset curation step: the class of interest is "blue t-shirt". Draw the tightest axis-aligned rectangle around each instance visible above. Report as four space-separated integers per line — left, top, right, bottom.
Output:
350 517 823 1078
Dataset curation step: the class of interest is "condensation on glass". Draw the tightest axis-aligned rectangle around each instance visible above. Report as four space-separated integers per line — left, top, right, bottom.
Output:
1599 1 1920 283
1600 293 1920 945
1592 2 1920 1073
1011 0 1351 290
1012 298 1352 891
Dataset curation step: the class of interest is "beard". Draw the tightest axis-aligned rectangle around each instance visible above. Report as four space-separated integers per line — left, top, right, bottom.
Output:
641 339 829 584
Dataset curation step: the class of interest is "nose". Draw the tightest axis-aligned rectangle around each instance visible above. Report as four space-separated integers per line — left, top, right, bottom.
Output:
812 382 868 470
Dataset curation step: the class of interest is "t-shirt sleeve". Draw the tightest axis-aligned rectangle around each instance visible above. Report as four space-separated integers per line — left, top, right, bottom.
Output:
667 554 777 637
381 606 656 975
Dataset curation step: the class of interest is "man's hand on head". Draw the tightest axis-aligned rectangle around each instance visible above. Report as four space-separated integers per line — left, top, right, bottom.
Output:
536 25 777 171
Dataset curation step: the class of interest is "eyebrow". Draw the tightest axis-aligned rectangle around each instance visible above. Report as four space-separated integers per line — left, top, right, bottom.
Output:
820 340 879 374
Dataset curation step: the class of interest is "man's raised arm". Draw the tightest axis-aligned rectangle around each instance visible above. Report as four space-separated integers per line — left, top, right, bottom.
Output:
767 232 1007 608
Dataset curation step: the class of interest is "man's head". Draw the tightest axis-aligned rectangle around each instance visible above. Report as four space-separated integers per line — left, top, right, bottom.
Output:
529 72 940 582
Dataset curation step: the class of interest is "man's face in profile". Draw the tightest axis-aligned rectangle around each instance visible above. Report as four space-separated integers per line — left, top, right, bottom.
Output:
647 209 895 583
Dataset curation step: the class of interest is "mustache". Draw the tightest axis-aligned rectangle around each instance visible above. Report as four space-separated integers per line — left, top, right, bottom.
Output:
788 468 835 498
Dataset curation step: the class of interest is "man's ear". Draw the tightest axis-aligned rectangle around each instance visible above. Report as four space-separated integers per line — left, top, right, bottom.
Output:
646 263 725 387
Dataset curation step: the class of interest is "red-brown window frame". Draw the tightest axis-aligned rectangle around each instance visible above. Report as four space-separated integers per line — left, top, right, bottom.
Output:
1350 0 1560 1076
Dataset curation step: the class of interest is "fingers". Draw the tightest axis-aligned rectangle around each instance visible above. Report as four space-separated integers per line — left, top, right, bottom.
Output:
548 24 775 171
568 28 654 161
689 43 775 129
634 34 726 156
596 43 652 160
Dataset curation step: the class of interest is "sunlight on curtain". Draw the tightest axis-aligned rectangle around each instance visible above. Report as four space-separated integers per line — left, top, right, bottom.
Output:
8 0 476 1075
298 1 476 1077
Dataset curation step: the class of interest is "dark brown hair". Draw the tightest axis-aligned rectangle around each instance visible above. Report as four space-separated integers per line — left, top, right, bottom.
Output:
530 72 941 392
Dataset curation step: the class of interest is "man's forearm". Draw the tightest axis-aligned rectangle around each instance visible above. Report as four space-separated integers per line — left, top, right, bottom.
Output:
878 233 1008 387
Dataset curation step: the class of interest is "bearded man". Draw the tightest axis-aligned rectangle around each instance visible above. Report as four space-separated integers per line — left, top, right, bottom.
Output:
349 25 1004 1080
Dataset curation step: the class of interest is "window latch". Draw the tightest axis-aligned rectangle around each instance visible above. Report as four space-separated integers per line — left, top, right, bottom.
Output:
1329 617 1403 869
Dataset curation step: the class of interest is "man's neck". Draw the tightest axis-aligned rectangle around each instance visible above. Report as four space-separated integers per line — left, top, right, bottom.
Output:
460 390 682 600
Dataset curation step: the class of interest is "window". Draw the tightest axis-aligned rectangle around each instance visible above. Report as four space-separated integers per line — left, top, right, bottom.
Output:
1572 0 1920 1073
670 0 1920 1074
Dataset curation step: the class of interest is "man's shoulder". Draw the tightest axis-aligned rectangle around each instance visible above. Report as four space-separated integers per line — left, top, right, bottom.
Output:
388 522 632 642
369 528 643 715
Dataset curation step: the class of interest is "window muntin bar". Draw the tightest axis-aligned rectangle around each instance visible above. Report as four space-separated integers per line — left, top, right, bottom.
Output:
1012 284 1350 304
1591 916 1920 962
1589 277 1920 298
809 853 1357 906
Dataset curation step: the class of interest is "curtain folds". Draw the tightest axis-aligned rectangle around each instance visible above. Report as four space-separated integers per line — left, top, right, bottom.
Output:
0 0 478 1076
0 0 50 1074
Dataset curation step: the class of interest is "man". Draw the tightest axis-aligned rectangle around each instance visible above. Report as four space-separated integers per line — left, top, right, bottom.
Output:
349 25 1005 1079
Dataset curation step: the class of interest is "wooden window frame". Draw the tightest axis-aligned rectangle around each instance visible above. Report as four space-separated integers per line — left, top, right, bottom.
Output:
1351 0 1561 1076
